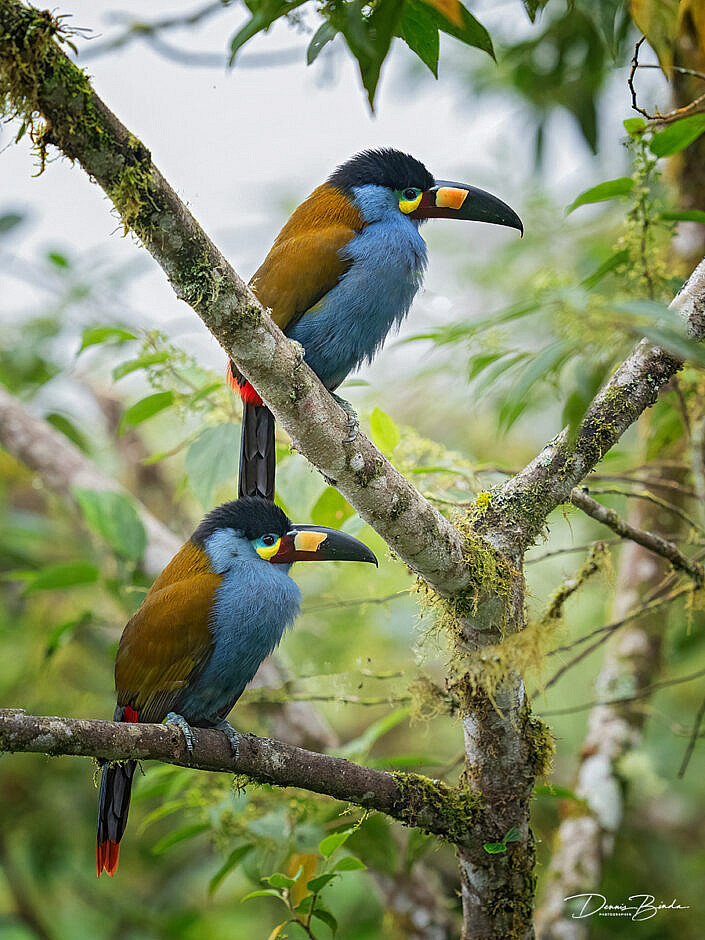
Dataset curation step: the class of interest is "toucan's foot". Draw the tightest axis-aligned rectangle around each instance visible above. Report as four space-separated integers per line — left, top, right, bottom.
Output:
165 712 194 756
331 393 359 444
214 719 240 761
290 340 305 371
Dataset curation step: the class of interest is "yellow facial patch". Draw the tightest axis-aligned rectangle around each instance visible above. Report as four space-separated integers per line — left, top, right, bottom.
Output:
398 192 423 214
255 537 282 561
294 530 327 553
436 187 468 210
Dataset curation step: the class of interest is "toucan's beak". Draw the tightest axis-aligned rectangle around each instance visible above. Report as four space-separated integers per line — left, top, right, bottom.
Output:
410 180 523 234
270 525 378 566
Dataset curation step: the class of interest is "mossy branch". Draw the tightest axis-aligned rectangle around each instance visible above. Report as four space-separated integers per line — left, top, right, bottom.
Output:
0 0 471 597
0 709 482 847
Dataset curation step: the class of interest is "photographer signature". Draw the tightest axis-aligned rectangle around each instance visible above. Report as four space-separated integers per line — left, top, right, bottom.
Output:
564 894 690 921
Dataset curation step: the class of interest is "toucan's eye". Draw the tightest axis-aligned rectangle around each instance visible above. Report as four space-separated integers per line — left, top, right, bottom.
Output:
262 534 276 546
403 188 418 200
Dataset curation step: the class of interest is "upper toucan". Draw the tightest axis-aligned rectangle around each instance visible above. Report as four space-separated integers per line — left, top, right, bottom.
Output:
96 497 376 877
229 148 523 500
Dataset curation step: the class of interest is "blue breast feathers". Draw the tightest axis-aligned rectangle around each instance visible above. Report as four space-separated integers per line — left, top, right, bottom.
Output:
286 184 428 390
177 530 301 724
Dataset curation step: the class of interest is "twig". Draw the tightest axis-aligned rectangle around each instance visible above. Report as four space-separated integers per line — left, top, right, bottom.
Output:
629 36 705 125
582 486 705 535
677 689 705 777
538 666 705 716
570 488 704 584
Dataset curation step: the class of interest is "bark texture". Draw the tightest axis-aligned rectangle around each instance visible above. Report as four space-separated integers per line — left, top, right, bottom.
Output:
3 5 705 936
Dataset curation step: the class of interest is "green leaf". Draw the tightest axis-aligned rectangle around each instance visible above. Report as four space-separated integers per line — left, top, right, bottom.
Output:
312 907 338 933
660 209 705 224
336 707 411 759
151 822 209 856
47 251 69 268
650 114 705 157
295 895 314 914
0 212 23 236
331 0 405 108
119 391 175 434
311 487 355 528
522 0 549 23
230 1 307 64
369 407 400 453
432 1 493 58
483 841 508 854
623 117 646 137
112 351 171 381
78 326 137 353
534 783 586 804
185 424 240 507
265 866 303 889
498 342 570 431
580 249 630 290
241 888 287 903
45 412 88 452
472 352 529 397
468 352 503 380
44 610 92 658
74 488 147 562
307 22 338 64
22 562 99 594
306 873 339 892
398 0 439 76
330 856 367 872
503 826 521 844
318 828 355 859
566 177 634 213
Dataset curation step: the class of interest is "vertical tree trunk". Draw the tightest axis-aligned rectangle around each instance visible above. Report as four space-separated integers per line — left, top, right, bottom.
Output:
457 558 542 939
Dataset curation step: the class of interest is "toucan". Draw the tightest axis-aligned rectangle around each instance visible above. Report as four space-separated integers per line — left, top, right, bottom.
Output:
229 148 523 500
96 497 376 877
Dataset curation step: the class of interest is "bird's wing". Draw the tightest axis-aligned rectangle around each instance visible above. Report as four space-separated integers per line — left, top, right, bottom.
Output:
115 543 221 723
249 184 363 330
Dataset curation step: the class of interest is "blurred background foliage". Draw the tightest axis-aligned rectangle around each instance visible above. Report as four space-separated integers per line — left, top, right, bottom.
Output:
2 0 705 937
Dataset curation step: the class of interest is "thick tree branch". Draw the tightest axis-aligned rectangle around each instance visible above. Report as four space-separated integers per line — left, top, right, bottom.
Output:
0 1 469 597
570 488 704 584
0 709 482 848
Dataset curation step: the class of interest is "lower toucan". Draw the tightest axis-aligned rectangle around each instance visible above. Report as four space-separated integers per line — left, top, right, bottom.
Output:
96 497 376 876
229 148 523 500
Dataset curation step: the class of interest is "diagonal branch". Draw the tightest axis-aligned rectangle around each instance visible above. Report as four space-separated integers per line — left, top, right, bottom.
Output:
0 0 469 597
0 709 482 848
482 260 705 555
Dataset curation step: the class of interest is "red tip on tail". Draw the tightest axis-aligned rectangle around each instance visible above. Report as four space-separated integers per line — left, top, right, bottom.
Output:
96 704 139 878
97 839 120 877
226 360 262 406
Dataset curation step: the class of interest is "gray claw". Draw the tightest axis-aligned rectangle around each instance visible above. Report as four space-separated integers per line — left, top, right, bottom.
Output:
331 393 359 444
215 719 240 761
165 712 194 756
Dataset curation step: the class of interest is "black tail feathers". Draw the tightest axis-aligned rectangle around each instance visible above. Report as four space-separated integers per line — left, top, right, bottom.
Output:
96 755 136 876
239 401 276 501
